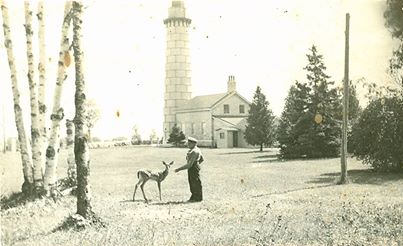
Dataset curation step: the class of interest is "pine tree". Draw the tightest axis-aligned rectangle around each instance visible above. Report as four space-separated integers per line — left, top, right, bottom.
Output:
303 45 341 158
278 82 310 158
245 86 276 151
278 46 341 158
167 125 185 146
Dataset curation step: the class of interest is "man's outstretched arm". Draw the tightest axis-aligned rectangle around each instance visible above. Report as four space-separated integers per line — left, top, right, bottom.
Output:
175 151 199 172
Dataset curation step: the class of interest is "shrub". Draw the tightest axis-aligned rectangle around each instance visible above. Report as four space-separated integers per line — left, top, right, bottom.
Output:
350 96 403 171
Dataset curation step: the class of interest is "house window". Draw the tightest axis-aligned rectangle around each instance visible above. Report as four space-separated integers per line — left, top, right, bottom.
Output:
239 105 245 114
201 122 206 135
220 132 225 139
224 104 230 114
191 123 195 134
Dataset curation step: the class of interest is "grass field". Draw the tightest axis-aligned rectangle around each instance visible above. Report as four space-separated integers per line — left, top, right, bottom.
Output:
1 146 402 245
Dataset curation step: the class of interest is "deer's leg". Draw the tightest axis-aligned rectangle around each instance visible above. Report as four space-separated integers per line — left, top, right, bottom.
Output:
158 182 162 201
133 180 142 201
140 181 148 202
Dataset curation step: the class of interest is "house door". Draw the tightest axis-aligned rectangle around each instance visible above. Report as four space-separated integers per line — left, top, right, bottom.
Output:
233 132 238 147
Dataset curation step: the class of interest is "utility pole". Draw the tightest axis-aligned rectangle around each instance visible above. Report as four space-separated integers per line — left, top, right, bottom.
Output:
340 13 350 184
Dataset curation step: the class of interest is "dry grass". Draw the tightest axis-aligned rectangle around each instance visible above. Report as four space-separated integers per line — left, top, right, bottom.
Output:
1 146 402 245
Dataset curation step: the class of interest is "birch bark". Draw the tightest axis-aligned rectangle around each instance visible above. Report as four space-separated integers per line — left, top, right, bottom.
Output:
1 0 34 194
43 1 72 193
73 0 94 218
24 1 43 191
37 0 47 175
66 119 76 182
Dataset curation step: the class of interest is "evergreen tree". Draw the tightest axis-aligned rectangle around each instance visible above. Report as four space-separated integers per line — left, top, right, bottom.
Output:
278 46 341 158
245 86 276 151
277 82 311 158
167 125 185 146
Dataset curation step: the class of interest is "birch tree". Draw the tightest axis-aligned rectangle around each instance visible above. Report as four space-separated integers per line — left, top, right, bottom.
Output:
43 1 72 194
72 0 95 219
24 0 43 192
37 0 47 174
1 0 34 194
66 119 76 183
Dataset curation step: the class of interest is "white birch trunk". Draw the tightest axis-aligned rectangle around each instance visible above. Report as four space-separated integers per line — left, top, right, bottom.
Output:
43 1 72 193
66 119 76 181
73 0 94 218
1 0 34 193
24 0 43 191
37 0 47 176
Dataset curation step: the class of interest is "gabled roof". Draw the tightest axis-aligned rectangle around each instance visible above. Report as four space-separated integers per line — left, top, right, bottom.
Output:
176 93 227 111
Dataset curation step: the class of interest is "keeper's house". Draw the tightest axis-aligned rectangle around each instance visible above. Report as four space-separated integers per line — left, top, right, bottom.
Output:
174 76 251 148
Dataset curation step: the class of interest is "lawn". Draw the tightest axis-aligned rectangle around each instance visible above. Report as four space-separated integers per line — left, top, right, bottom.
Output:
1 146 402 245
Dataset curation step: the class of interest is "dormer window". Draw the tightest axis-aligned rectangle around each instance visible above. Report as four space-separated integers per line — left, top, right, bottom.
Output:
224 104 230 114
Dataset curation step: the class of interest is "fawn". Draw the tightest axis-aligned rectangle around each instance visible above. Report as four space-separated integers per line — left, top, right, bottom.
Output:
133 161 174 202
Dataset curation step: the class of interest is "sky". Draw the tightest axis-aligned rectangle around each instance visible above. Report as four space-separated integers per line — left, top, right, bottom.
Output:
0 0 397 141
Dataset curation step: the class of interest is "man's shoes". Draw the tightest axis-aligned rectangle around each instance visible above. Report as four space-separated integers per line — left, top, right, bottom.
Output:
187 198 202 202
187 199 202 202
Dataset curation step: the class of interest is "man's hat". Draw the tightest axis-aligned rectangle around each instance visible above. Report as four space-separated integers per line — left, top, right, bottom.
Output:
187 137 198 143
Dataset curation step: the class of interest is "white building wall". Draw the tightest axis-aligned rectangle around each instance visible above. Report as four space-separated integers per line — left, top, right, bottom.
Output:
212 94 250 116
175 110 212 146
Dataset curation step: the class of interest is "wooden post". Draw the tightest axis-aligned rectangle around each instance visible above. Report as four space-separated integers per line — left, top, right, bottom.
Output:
340 13 350 184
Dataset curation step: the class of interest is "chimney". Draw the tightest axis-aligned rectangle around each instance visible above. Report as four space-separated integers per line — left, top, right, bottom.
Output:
227 75 236 93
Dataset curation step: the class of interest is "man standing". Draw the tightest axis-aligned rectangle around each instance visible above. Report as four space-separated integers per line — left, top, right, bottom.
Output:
175 137 204 202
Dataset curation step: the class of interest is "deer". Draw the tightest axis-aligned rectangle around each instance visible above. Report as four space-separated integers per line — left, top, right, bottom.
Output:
133 161 174 202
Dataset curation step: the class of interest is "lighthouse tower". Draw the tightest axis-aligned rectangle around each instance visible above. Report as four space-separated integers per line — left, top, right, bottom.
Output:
163 0 192 142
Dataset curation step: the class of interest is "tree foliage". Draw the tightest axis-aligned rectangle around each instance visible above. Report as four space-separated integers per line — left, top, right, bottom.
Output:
384 0 403 39
244 86 276 151
345 82 362 153
350 96 403 171
167 124 185 146
278 46 341 158
384 0 403 90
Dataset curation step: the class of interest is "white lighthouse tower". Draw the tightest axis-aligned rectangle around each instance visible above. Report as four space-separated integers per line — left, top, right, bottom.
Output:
163 0 192 142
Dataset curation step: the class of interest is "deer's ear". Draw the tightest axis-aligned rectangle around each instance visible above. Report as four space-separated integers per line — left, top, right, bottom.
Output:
170 161 174 165
162 161 166 165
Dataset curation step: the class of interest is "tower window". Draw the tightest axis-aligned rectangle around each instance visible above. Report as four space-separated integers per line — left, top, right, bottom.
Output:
239 105 245 114
224 104 230 114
